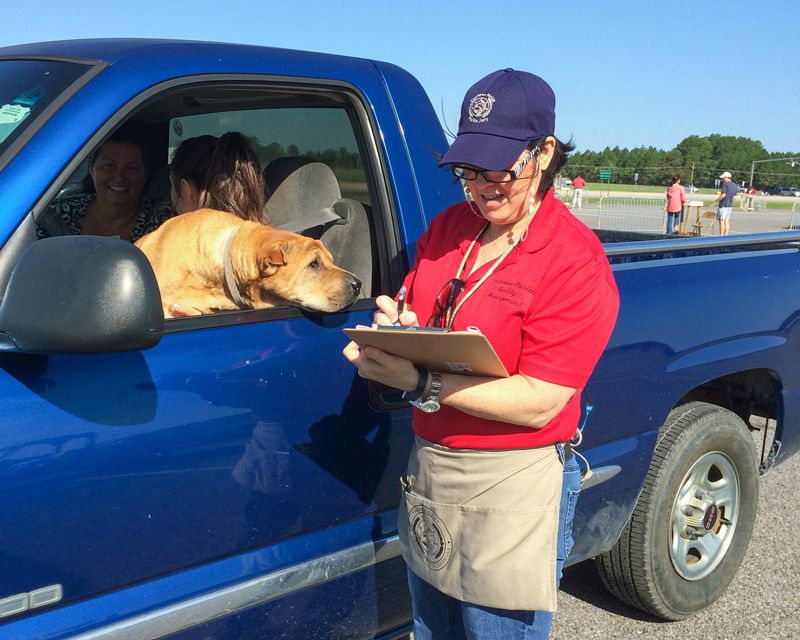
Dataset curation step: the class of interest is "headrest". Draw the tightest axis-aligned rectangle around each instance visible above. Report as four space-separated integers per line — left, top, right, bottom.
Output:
146 164 172 205
263 157 342 229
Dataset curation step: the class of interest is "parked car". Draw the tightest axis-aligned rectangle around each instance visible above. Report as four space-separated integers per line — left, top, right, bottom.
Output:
765 185 800 196
1 39 799 639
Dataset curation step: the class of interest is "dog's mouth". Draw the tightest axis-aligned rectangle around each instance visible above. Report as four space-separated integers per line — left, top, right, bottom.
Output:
286 274 362 313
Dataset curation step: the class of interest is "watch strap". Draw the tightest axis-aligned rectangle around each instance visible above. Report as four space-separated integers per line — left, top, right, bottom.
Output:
402 366 429 402
428 372 442 399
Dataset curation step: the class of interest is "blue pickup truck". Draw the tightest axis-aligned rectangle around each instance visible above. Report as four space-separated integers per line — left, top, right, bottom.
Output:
0 39 797 639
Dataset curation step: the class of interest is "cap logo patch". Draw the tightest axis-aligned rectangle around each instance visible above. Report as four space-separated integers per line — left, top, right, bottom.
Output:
468 93 495 123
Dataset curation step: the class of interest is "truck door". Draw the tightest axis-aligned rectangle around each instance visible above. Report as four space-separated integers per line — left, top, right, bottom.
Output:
0 77 416 640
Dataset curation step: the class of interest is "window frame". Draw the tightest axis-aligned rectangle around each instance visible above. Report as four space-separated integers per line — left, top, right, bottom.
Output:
0 55 108 174
28 74 405 331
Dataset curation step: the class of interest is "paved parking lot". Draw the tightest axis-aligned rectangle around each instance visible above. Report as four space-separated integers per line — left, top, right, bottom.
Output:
552 451 800 640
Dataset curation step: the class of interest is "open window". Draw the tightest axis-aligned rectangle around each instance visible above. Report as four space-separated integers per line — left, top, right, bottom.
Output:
37 80 387 321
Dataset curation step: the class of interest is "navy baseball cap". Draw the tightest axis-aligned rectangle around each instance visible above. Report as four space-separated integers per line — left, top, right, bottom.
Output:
439 68 556 170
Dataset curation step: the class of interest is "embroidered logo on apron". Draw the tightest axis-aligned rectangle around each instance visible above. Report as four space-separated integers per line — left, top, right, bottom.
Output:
409 504 453 570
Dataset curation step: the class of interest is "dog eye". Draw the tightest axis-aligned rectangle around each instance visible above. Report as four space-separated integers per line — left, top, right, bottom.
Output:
308 258 321 270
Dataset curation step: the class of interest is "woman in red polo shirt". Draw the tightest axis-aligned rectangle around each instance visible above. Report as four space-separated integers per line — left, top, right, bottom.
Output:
343 69 619 640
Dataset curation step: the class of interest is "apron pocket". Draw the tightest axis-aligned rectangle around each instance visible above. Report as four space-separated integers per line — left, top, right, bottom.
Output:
399 476 559 612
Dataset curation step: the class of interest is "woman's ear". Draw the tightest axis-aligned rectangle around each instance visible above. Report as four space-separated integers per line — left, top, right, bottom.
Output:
538 136 557 172
179 178 200 211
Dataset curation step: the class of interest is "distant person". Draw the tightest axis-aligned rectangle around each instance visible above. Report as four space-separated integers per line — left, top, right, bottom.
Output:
571 174 586 209
169 132 265 221
711 171 737 235
665 175 686 234
746 186 757 212
737 186 748 212
37 129 172 242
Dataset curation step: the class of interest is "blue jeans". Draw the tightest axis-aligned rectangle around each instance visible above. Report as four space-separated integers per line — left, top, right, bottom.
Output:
666 211 680 234
407 445 582 640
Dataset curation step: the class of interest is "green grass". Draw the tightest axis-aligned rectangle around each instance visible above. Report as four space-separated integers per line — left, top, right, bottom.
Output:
584 182 721 194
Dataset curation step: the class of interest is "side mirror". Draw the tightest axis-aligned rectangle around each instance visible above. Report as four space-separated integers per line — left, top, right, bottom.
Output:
0 236 163 354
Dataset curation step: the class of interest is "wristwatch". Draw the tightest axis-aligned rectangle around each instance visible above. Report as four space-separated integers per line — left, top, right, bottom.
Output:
418 372 442 413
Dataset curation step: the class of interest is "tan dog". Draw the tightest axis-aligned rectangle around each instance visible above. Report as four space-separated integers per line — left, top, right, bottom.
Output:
135 209 362 317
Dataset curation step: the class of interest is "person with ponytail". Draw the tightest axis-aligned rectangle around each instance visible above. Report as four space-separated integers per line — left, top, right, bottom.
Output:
169 131 265 221
343 69 619 639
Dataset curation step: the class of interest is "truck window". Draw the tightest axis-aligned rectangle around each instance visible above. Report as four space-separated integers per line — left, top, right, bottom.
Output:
169 107 369 203
0 59 92 161
40 83 383 319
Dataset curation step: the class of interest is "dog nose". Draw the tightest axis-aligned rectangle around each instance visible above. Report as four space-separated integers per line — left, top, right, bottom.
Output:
348 274 362 295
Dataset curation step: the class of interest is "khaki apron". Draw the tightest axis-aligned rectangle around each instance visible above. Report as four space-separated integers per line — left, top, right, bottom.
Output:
399 436 563 612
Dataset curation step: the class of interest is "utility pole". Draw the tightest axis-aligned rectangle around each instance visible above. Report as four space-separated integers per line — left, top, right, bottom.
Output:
690 162 695 186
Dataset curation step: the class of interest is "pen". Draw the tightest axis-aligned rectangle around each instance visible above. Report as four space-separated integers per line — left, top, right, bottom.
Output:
395 286 407 325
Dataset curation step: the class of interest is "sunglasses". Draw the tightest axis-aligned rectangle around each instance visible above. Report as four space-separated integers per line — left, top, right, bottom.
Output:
428 278 466 329
449 146 540 183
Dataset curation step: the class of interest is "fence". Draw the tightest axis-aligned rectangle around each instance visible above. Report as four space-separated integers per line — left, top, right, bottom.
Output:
735 194 767 212
555 190 800 235
559 193 668 234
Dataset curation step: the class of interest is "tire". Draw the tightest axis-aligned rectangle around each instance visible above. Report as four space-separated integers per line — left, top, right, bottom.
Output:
595 401 759 620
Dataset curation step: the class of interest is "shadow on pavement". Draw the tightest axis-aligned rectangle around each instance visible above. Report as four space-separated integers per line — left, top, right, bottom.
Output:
559 560 666 623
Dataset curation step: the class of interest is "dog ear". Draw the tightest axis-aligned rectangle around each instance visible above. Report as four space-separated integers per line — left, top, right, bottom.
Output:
260 242 288 276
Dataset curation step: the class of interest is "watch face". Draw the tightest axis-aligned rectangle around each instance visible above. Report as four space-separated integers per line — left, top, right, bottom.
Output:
419 398 440 413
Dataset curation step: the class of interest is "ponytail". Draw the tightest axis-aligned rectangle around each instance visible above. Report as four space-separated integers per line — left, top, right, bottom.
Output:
170 132 265 221
198 132 266 221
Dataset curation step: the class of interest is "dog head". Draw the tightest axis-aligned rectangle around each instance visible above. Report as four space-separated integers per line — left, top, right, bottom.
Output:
252 232 361 312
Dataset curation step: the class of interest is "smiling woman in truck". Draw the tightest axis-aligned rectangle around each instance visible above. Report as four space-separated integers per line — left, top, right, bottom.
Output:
36 127 173 242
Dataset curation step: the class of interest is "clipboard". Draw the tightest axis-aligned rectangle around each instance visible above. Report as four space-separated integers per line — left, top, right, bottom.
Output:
343 326 509 378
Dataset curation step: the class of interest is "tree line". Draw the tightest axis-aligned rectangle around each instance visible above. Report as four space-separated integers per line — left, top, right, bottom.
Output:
246 138 363 174
565 135 800 188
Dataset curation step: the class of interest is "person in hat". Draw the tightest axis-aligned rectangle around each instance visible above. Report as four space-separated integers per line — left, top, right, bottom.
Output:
711 171 738 235
343 69 619 639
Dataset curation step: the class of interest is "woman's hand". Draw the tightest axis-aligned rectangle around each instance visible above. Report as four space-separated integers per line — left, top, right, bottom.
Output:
165 303 201 318
373 295 419 328
342 341 419 391
342 292 421 391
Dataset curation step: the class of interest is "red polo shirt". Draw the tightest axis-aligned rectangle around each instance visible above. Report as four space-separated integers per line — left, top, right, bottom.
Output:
402 189 619 449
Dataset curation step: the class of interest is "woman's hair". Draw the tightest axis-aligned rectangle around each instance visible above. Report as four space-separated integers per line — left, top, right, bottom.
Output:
671 175 681 184
530 136 575 199
90 128 150 169
170 132 265 221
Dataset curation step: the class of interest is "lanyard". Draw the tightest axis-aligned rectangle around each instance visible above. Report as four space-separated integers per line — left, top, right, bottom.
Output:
446 221 527 328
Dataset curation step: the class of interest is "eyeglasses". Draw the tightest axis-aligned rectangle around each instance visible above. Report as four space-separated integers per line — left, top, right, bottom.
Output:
428 278 466 328
449 146 539 183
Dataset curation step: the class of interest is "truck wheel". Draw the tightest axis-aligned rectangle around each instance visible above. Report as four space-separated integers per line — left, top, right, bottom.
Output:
595 401 759 620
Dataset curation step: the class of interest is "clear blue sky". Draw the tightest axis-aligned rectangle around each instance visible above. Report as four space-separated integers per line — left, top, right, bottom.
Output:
3 0 798 153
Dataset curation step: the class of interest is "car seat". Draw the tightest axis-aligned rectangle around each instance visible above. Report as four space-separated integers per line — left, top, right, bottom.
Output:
263 157 374 297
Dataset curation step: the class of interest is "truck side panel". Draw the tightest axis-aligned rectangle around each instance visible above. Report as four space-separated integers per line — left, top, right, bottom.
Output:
572 247 800 560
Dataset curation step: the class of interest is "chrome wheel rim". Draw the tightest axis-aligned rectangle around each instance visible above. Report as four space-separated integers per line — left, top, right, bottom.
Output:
669 452 740 580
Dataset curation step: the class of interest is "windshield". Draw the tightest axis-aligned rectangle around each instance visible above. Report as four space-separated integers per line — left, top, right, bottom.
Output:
0 59 91 157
